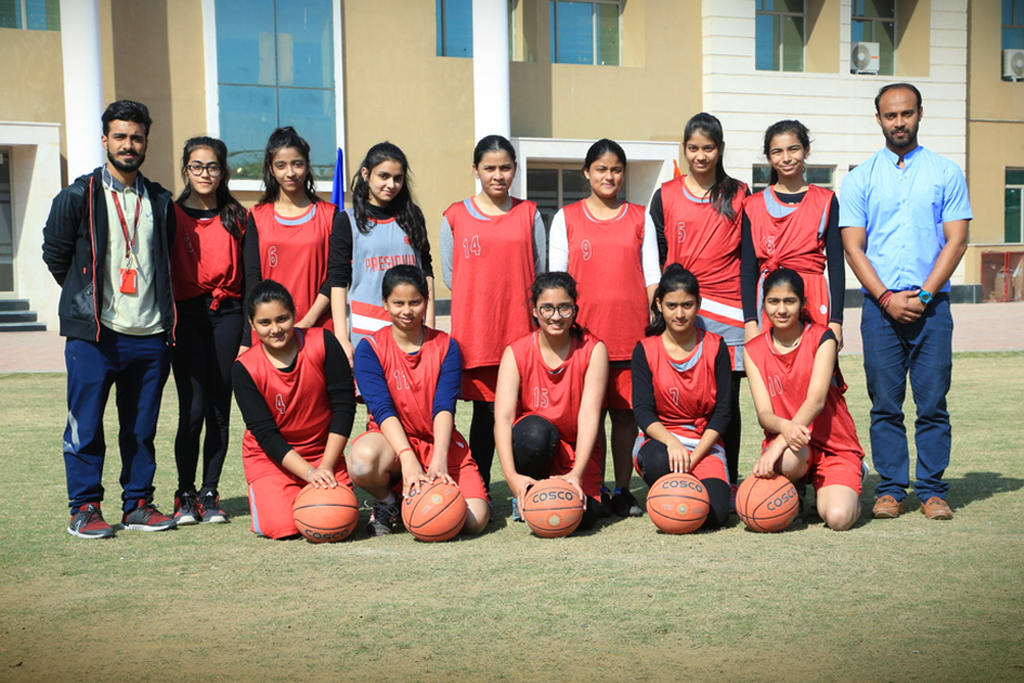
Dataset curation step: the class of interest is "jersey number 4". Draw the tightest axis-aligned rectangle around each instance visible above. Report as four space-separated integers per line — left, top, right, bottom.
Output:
462 235 481 258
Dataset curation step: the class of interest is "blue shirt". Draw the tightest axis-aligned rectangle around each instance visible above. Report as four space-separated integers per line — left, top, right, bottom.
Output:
353 333 463 427
839 145 972 293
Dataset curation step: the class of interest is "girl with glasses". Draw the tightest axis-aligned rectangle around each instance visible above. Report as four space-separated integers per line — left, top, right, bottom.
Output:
493 272 608 531
440 135 546 492
548 138 660 518
169 136 247 525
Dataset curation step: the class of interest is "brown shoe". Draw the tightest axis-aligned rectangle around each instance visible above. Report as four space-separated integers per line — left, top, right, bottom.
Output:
920 497 953 520
872 495 905 518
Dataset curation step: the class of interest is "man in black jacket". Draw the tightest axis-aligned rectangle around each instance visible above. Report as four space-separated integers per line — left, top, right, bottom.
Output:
43 100 178 538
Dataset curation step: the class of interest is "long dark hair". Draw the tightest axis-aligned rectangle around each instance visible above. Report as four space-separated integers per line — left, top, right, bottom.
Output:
245 279 295 320
646 263 700 337
762 120 811 186
382 264 429 301
177 136 246 240
684 113 741 221
258 127 318 205
530 271 583 340
349 142 429 254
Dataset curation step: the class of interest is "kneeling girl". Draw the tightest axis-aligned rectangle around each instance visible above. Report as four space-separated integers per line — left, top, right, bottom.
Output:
348 265 490 537
494 272 609 530
631 264 733 530
233 280 356 539
743 268 864 531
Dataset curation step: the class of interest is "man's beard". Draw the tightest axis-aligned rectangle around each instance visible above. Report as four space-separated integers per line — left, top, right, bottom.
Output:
884 125 918 149
107 150 145 173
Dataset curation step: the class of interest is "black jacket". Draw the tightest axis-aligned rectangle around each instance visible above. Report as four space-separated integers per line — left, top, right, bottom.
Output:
41 167 177 341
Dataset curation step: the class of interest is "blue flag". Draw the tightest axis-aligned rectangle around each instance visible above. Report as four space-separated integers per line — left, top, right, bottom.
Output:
331 147 345 207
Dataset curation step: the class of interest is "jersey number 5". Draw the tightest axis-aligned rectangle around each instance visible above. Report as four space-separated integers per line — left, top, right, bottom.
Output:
462 235 481 258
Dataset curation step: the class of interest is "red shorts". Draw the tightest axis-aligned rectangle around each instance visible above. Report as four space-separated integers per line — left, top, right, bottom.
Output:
352 428 489 502
461 365 499 402
807 446 864 494
550 439 603 503
247 455 351 539
604 365 633 410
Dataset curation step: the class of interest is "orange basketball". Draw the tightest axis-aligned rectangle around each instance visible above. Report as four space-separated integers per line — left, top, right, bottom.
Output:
736 474 799 533
521 478 585 538
292 484 359 543
645 472 710 534
401 481 467 542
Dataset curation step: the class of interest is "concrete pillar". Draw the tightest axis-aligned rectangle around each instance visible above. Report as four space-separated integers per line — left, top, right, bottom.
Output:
60 0 105 179
472 0 511 144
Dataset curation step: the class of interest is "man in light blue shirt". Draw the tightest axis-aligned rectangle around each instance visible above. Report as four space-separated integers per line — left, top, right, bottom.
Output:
840 83 971 521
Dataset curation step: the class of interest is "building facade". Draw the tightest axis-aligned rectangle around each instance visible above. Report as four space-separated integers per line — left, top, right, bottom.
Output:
1 0 1020 330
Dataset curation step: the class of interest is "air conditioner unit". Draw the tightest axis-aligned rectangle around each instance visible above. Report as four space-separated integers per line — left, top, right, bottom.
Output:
1004 49 1024 81
851 41 880 75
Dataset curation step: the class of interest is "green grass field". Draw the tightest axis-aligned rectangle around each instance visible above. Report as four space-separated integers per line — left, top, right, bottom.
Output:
1 353 1023 682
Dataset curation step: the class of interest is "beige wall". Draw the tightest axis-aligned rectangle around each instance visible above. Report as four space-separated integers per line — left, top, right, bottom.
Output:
0 26 66 167
964 0 1024 288
805 0 839 74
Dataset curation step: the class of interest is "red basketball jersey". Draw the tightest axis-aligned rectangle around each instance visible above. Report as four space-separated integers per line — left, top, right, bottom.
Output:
365 326 451 440
744 323 864 457
639 331 725 445
445 197 537 369
251 202 335 328
564 200 649 361
659 176 747 305
239 328 334 482
170 204 244 306
511 330 600 445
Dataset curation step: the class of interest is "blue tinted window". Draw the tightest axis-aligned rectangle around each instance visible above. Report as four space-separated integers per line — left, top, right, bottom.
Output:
755 14 777 70
553 1 594 64
215 0 335 180
437 0 473 57
0 0 59 30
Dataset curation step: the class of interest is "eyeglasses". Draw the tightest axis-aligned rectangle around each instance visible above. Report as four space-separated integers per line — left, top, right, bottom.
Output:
186 162 223 177
537 303 576 319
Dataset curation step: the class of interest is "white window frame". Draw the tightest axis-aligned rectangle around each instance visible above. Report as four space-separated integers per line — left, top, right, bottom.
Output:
550 0 622 67
1006 170 1024 244
201 0 346 193
754 0 805 72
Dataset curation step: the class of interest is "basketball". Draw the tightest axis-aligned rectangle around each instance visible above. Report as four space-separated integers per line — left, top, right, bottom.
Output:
736 474 800 533
292 484 359 543
401 481 468 542
521 478 585 538
645 472 710 534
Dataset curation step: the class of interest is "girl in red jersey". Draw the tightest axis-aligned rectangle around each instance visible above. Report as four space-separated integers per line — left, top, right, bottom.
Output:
548 139 659 518
494 272 609 531
441 135 546 491
233 280 356 539
648 112 748 499
347 265 489 537
169 136 247 525
242 127 344 349
741 120 844 348
743 269 865 531
631 265 733 529
331 142 434 365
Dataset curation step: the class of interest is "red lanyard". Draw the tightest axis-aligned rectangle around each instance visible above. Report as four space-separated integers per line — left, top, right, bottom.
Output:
111 191 142 260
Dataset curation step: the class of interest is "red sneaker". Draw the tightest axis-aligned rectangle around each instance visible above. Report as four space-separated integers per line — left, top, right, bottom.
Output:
68 503 116 539
122 499 177 532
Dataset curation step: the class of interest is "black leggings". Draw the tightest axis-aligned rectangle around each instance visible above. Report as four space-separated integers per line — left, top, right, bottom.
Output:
512 415 599 531
170 296 242 497
723 372 742 485
635 439 730 530
469 400 495 491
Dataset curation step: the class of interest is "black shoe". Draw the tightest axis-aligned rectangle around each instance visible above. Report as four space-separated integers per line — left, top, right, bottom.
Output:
610 490 644 517
367 498 400 536
598 487 613 518
199 491 229 524
68 503 116 539
173 491 201 526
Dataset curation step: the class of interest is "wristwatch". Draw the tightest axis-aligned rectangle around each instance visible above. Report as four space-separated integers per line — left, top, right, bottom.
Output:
918 289 933 305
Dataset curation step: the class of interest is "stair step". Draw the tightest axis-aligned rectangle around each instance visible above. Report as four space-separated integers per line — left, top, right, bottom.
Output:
0 311 39 324
0 300 30 312
0 322 47 332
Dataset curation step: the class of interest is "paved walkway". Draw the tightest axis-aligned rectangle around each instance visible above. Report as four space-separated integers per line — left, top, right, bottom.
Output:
2 301 1022 374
